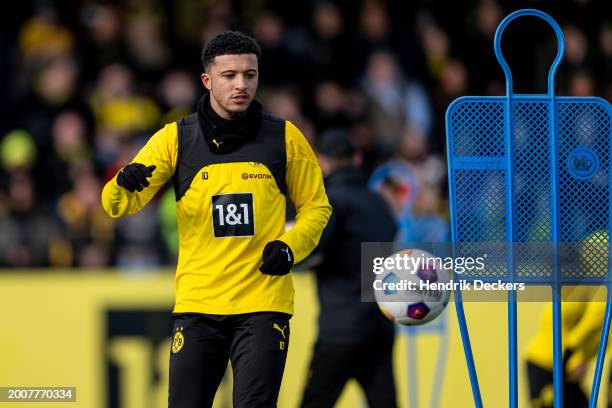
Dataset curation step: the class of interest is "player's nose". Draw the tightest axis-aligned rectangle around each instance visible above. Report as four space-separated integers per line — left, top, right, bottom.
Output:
234 75 248 91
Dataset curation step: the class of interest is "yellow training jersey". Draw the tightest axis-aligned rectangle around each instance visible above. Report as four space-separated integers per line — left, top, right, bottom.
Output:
101 114 331 315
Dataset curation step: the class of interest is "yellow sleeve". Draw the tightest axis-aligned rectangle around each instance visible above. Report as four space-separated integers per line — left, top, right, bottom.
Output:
565 301 607 361
101 122 178 218
278 121 332 264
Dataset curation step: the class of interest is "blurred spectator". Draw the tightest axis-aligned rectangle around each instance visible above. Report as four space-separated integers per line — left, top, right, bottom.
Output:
20 56 83 149
565 24 590 69
597 24 612 101
568 70 596 96
39 110 94 199
79 4 123 81
55 170 114 267
361 50 432 150
261 87 316 144
90 64 160 136
90 64 161 170
418 19 451 83
312 80 350 133
0 171 63 267
304 2 350 83
403 183 450 244
253 11 296 86
462 0 504 94
157 70 198 124
369 160 420 241
430 59 469 152
18 8 73 66
123 11 171 83
349 0 390 78
347 119 391 176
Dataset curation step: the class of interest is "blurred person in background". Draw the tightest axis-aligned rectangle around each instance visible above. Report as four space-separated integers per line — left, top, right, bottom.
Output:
123 10 171 83
91 63 161 175
462 0 504 94
44 110 94 198
157 69 199 124
361 49 432 153
306 1 349 83
597 24 612 101
79 3 123 81
311 79 351 132
557 24 592 87
369 159 420 243
260 87 316 145
395 126 449 243
431 58 469 150
56 170 114 268
100 31 330 407
252 11 298 87
0 128 66 268
404 182 449 244
300 128 398 408
350 1 393 79
0 170 64 267
347 117 391 176
90 63 160 138
16 7 74 76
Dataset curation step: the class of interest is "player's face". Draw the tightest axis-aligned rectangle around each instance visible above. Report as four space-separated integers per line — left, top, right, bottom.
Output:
201 54 259 119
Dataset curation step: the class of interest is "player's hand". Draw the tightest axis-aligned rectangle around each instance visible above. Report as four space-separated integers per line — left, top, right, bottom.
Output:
117 163 156 192
567 360 588 382
565 349 588 382
259 240 294 276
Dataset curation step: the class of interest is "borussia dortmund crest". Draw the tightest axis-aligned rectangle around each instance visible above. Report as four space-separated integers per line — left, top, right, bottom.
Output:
172 327 184 354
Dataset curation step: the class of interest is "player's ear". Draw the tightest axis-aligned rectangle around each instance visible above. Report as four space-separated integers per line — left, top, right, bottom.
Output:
201 72 212 91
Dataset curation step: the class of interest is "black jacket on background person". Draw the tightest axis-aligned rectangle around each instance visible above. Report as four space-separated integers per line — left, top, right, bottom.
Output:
312 166 397 343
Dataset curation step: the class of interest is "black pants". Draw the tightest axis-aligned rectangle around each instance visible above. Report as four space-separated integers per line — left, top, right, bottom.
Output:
526 361 588 408
300 336 397 408
168 312 291 408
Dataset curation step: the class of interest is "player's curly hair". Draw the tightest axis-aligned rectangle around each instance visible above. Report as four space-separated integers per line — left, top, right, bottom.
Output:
201 31 261 71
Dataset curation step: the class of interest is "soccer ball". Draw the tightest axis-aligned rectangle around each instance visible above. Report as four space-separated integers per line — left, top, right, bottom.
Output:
374 249 451 325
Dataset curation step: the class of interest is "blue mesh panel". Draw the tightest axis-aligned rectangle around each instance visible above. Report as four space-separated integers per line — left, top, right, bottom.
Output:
557 101 611 281
451 101 505 158
449 99 508 281
447 97 611 285
454 168 508 279
513 101 553 280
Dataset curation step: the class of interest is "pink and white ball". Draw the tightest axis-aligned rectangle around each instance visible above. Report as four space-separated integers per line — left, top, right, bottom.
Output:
374 249 451 325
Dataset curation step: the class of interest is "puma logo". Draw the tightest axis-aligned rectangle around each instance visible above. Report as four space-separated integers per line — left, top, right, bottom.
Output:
273 323 287 339
281 247 292 262
212 139 223 149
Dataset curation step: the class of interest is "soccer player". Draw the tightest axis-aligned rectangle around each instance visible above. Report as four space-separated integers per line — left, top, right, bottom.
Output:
101 31 331 408
299 129 398 408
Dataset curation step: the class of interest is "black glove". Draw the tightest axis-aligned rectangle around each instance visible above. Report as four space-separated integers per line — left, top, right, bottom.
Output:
117 163 156 192
260 240 294 276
